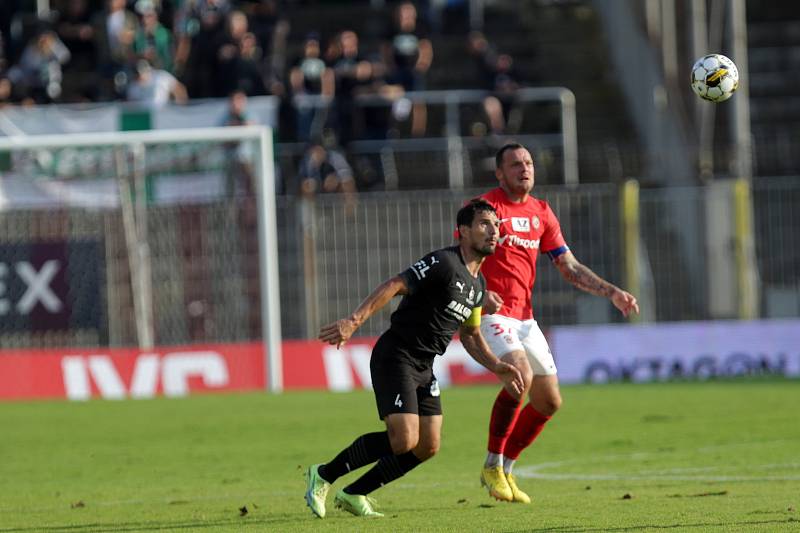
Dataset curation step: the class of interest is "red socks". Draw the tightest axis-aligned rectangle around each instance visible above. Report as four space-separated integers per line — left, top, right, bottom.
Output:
487 388 523 453
504 404 551 460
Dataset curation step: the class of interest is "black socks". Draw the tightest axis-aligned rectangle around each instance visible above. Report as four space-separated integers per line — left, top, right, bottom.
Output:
343 450 422 496
318 432 392 483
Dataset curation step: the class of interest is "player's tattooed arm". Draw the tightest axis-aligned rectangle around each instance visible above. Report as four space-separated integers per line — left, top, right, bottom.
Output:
554 251 615 297
554 251 640 317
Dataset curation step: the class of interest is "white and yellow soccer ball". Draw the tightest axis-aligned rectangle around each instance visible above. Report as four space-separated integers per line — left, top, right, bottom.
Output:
690 53 739 102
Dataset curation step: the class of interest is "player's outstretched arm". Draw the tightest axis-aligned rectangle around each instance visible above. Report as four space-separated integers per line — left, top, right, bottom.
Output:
459 325 524 396
318 276 409 348
553 251 640 317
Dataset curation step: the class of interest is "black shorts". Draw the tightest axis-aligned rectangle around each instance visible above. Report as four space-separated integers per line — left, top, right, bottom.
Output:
370 332 442 420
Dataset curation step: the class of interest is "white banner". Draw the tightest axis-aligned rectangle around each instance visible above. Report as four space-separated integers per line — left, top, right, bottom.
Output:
550 319 800 383
150 96 278 130
0 97 278 136
0 105 118 136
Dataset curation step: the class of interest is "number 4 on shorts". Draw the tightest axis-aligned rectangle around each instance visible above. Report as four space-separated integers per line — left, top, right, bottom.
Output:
394 394 403 408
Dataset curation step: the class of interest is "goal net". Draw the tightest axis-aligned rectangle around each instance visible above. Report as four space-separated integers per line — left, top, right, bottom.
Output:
0 126 283 391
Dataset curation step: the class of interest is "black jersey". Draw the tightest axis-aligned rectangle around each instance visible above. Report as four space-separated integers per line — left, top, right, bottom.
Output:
391 246 486 357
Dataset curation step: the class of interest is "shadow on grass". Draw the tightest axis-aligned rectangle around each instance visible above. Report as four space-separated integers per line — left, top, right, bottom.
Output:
504 518 798 532
0 514 298 533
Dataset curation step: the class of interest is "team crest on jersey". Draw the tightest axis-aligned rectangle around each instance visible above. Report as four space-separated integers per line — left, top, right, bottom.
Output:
511 217 530 232
532 216 540 229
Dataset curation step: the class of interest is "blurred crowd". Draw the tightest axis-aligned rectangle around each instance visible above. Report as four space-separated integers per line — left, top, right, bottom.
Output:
0 0 524 194
0 0 291 107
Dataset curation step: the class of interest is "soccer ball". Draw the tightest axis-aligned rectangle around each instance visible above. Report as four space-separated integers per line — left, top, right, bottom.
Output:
690 54 739 102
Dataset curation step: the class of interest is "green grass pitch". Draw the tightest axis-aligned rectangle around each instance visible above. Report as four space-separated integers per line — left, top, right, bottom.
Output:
1 380 798 532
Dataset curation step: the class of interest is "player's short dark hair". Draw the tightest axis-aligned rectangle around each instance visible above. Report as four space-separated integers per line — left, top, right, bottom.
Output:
457 198 496 235
495 142 527 168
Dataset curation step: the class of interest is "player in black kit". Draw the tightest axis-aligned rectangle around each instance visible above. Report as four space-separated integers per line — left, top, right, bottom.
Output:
304 199 524 519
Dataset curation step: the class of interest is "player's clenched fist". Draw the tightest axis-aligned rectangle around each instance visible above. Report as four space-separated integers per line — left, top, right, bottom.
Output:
318 318 358 348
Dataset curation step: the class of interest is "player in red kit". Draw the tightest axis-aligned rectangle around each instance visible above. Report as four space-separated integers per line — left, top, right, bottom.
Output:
477 143 639 503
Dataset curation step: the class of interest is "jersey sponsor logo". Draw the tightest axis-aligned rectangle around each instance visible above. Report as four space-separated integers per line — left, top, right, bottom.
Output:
511 217 530 232
498 234 541 249
411 255 437 279
445 299 473 321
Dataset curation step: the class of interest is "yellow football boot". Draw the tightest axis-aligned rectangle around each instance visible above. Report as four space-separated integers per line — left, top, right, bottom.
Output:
505 472 531 503
480 466 514 502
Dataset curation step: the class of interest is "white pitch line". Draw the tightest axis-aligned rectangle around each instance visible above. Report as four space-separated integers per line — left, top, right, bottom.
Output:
515 453 800 482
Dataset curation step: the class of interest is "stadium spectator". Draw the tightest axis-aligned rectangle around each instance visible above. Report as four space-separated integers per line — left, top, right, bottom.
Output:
305 199 523 518
55 0 97 75
236 0 289 96
93 0 139 99
237 0 281 53
295 138 356 208
219 89 260 198
231 31 270 96
331 30 376 143
0 76 11 107
381 1 433 136
177 0 230 98
476 143 639 503
133 0 174 73
126 58 187 108
467 31 523 136
8 30 71 104
220 88 253 127
289 32 335 142
214 10 250 95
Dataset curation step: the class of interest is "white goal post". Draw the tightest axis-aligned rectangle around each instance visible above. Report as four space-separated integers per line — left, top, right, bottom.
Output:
0 126 284 392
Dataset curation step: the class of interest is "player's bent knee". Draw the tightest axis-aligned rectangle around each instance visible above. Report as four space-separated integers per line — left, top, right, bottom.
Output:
539 395 562 416
389 434 419 455
414 441 439 461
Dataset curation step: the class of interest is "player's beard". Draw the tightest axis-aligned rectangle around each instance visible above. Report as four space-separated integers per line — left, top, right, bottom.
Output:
473 241 496 257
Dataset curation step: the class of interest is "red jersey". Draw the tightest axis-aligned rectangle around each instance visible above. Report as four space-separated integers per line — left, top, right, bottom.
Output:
480 187 568 320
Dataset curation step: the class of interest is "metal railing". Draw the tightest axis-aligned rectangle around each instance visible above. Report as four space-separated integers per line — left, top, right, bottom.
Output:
279 87 578 190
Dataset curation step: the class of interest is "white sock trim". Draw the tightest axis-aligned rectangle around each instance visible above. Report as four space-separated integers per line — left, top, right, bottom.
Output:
503 457 516 475
484 452 503 468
